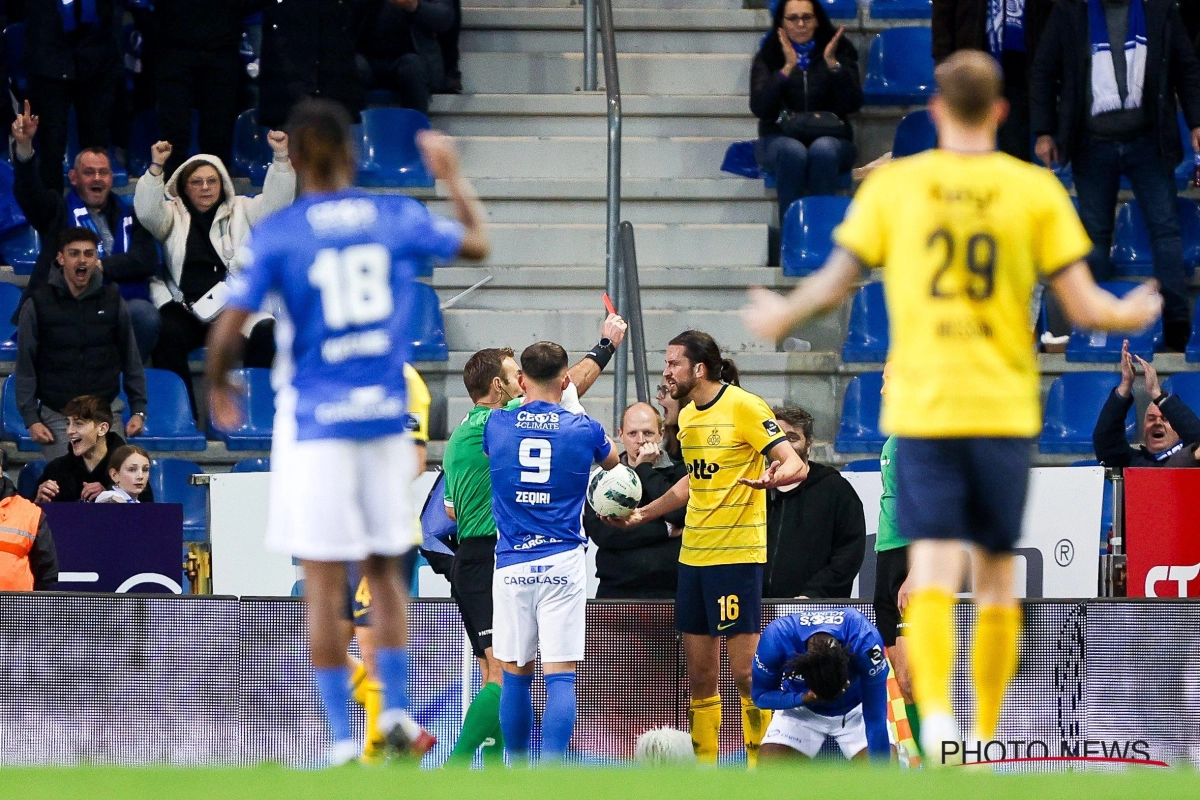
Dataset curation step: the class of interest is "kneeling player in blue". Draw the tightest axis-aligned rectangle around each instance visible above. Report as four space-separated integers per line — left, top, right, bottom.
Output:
751 608 891 762
483 341 622 764
206 99 489 766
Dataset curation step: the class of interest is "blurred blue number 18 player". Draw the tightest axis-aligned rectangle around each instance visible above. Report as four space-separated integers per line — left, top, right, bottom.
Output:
205 99 489 765
752 607 891 763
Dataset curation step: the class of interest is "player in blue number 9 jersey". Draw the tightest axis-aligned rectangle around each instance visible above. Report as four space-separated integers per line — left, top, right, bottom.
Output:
482 341 622 764
752 607 892 763
205 99 489 767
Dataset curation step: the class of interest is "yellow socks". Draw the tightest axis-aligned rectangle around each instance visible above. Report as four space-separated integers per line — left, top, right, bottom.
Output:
349 663 385 761
740 695 770 769
688 695 721 765
904 587 955 717
972 605 1021 740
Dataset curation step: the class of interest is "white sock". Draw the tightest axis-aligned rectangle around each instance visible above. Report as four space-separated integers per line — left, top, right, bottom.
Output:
378 708 422 741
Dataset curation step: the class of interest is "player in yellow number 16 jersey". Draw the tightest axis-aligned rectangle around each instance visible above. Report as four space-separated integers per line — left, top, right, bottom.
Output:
742 51 1162 764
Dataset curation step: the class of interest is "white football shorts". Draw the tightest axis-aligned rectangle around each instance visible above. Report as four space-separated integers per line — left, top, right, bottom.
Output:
762 703 869 759
492 547 587 667
265 387 416 561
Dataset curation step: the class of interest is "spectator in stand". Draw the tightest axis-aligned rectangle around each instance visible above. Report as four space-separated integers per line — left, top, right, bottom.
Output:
35 395 154 504
583 402 687 599
439 0 463 94
16 229 147 462
355 0 454 114
94 444 151 503
149 0 262 179
23 0 121 191
258 0 362 128
750 0 862 222
1094 340 1200 467
932 0 1054 159
1031 0 1200 351
0 452 58 591
9 101 161 359
763 406 865 599
134 139 294 413
655 381 682 460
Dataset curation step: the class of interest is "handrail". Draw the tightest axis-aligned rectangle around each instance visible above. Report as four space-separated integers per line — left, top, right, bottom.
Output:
619 222 650 405
585 0 625 431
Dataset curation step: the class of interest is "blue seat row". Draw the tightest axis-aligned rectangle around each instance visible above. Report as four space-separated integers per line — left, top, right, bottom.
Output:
810 0 933 19
16 456 206 540
836 370 1144 454
840 279 1165 364
232 106 434 189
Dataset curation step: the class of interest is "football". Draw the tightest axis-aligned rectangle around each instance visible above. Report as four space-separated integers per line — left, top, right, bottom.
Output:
587 464 643 518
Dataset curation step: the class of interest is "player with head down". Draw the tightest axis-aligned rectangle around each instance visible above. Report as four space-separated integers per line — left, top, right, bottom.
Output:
482 341 622 764
206 98 489 765
752 607 891 762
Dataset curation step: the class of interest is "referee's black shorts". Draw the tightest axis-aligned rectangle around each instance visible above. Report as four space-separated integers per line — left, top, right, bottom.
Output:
450 535 497 659
872 545 909 647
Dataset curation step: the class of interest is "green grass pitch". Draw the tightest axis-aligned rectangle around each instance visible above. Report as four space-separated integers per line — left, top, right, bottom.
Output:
0 764 1193 800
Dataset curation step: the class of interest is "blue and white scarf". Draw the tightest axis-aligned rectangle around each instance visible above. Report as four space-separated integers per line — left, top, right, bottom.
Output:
58 0 99 33
792 40 816 71
987 0 1026 55
66 190 131 260
1089 0 1147 115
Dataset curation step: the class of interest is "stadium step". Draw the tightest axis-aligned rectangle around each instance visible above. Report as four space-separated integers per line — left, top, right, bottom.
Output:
466 222 767 267
460 52 749 95
428 195 774 225
429 93 758 138
454 135 744 181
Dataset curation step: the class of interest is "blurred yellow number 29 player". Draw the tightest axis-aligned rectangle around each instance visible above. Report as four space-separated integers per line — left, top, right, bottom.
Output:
742 51 1163 763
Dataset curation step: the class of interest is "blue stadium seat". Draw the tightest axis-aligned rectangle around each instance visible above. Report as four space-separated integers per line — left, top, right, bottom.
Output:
862 27 935 105
868 0 932 19
1189 303 1200 362
1065 281 1162 363
719 140 760 179
128 110 199 175
0 282 22 359
842 282 889 362
149 458 207 542
836 371 886 453
231 457 270 473
1031 138 1074 189
16 458 45 500
3 24 25 97
841 458 881 472
210 367 275 450
817 0 858 17
124 369 206 451
891 109 936 158
1039 372 1135 453
0 225 40 275
1174 111 1194 191
0 161 27 235
354 108 434 188
1162 373 1200 414
231 108 272 185
411 283 449 361
781 195 852 277
1 374 35 450
1112 198 1200 278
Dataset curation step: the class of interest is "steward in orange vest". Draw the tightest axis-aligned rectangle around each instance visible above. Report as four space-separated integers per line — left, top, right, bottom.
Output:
0 475 57 591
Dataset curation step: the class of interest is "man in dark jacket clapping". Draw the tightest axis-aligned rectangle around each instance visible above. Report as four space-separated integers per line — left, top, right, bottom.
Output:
1094 340 1200 467
763 407 865 599
584 403 686 599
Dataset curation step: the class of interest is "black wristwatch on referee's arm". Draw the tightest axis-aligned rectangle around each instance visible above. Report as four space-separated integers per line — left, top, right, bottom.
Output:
584 337 617 370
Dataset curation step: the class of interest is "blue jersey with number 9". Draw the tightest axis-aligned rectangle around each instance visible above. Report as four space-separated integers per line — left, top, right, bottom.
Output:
483 401 612 567
228 189 464 441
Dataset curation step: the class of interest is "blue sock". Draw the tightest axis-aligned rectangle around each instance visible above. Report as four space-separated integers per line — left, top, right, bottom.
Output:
500 671 534 762
375 647 410 713
314 666 353 742
541 672 577 762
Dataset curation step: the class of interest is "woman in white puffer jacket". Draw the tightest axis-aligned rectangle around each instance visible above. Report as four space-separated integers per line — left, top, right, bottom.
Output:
134 135 297 414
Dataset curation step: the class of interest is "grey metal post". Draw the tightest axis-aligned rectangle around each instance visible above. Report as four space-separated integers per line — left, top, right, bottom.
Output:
597 0 622 429
620 221 650 404
584 0 597 91
613 257 628 432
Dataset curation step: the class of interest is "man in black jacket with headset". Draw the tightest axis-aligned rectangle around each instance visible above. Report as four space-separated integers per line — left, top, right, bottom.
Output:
584 402 686 599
